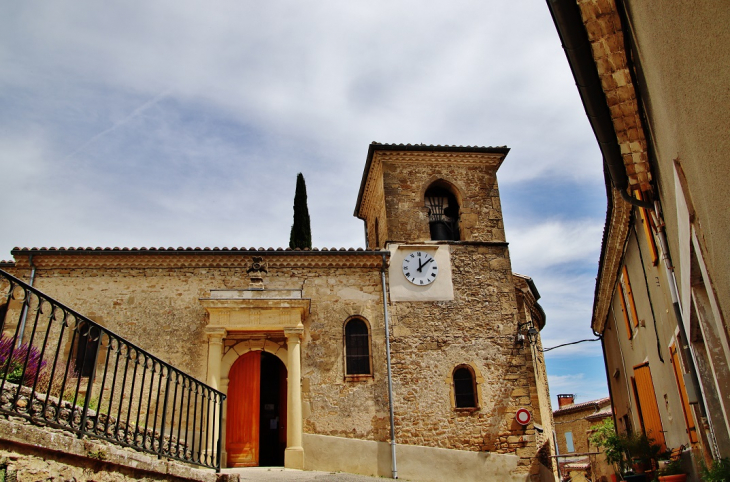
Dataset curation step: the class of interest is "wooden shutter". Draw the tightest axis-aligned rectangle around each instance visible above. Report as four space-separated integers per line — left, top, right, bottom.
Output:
670 343 698 443
622 266 639 328
633 364 666 451
635 191 659 265
227 351 261 467
619 266 640 337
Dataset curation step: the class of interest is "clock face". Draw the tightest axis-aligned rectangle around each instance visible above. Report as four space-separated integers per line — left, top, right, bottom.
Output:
401 251 439 285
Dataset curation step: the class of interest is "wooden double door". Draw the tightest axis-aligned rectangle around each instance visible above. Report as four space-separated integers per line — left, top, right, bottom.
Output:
227 351 288 467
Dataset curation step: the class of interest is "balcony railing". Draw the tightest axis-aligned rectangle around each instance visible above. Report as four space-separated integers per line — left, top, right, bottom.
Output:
0 269 225 472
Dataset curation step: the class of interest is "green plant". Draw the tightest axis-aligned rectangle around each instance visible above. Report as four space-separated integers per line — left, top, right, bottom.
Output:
589 419 664 478
624 431 663 466
657 459 684 476
0 335 46 386
700 457 730 482
87 448 107 461
590 418 629 476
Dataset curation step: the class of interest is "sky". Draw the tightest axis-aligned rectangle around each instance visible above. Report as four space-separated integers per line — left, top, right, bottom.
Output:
0 1 609 405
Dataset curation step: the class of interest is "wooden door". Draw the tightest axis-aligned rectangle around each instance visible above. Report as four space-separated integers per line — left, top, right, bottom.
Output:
227 351 261 467
633 363 666 451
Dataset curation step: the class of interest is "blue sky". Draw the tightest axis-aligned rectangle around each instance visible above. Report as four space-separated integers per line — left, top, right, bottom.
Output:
1 0 609 405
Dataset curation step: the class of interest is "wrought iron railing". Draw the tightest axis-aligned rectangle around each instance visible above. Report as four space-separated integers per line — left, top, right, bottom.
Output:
0 269 225 472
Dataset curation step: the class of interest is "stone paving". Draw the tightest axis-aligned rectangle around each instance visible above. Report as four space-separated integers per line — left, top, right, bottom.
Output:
221 467 402 481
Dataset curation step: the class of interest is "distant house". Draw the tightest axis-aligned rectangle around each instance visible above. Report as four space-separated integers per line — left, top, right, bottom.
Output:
548 0 730 479
553 395 612 481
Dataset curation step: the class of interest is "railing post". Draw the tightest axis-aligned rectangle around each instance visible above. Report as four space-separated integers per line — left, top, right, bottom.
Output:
158 367 172 457
216 392 225 472
80 326 101 436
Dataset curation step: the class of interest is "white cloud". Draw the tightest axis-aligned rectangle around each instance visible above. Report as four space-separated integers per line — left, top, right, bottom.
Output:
547 373 608 404
509 219 604 271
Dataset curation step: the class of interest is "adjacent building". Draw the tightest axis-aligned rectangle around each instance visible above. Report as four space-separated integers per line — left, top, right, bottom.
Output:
548 0 730 478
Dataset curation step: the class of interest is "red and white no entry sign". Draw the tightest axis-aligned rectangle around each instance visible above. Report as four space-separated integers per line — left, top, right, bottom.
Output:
515 408 531 426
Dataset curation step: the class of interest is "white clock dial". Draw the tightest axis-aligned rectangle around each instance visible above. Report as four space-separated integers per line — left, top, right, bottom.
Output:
401 251 439 285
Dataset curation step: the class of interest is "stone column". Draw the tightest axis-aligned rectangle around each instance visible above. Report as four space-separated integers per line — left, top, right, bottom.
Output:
204 327 226 465
284 327 305 469
205 327 227 390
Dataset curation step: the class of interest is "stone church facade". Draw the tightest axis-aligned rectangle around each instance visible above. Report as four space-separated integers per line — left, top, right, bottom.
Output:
1 143 555 481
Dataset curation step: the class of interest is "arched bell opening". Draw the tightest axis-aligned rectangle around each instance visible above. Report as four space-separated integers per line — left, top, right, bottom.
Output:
425 182 461 241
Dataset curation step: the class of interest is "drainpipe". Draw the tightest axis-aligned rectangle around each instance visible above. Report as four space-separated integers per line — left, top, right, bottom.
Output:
380 253 398 479
17 253 36 348
652 203 719 458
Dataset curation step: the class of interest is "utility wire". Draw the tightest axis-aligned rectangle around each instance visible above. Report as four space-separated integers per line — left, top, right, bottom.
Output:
542 338 601 352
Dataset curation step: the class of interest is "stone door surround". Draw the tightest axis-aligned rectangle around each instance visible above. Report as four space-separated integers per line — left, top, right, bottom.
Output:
201 289 310 469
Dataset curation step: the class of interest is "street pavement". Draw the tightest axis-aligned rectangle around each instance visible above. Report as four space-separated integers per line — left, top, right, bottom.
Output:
220 467 403 481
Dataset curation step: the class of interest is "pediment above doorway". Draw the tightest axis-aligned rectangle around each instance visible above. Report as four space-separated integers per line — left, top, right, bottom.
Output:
201 289 310 331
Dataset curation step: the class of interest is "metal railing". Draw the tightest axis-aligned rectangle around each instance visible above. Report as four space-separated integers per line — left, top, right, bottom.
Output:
0 269 225 472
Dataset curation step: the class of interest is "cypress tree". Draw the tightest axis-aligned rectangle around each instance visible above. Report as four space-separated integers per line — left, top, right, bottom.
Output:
289 173 312 249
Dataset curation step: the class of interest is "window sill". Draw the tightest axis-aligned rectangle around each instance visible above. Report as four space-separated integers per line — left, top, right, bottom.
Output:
454 407 480 413
345 374 373 382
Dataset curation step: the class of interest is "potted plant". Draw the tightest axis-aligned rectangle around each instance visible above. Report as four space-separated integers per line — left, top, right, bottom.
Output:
624 431 663 479
656 459 686 482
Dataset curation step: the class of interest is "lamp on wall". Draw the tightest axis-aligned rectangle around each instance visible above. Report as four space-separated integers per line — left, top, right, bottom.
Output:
516 321 539 346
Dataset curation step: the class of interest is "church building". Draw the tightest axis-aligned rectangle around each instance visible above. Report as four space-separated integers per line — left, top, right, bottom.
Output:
1 143 555 481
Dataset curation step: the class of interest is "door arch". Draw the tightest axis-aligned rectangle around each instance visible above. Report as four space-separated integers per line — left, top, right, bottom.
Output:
226 350 288 467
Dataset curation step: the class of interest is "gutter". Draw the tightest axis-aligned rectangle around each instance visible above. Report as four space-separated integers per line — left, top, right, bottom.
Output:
545 0 652 210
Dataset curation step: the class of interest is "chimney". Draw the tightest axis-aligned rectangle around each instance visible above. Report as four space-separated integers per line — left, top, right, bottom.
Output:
557 394 575 407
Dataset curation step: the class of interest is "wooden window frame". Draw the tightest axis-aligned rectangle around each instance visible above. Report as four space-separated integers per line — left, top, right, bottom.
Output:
343 317 373 380
619 265 639 339
635 190 659 265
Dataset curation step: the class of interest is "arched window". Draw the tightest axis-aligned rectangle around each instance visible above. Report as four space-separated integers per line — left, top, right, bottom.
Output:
425 183 460 241
453 365 477 408
344 317 371 376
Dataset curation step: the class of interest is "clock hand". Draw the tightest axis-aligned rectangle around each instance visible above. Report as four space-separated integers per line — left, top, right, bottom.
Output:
417 257 424 272
422 258 434 269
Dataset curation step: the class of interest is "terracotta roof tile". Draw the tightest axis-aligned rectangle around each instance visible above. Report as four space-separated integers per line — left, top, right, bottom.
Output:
553 396 611 416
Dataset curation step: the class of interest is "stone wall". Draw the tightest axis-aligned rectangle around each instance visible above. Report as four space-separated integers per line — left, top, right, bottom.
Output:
0 417 223 481
388 244 545 477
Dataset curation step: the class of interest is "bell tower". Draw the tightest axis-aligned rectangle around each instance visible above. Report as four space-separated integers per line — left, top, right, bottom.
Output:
354 143 510 249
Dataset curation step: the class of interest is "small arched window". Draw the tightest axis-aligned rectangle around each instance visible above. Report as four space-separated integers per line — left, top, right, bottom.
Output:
344 317 371 377
453 365 477 408
425 183 460 241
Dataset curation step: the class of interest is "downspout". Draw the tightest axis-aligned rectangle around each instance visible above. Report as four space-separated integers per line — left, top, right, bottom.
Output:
17 253 36 348
381 253 398 479
546 0 653 210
